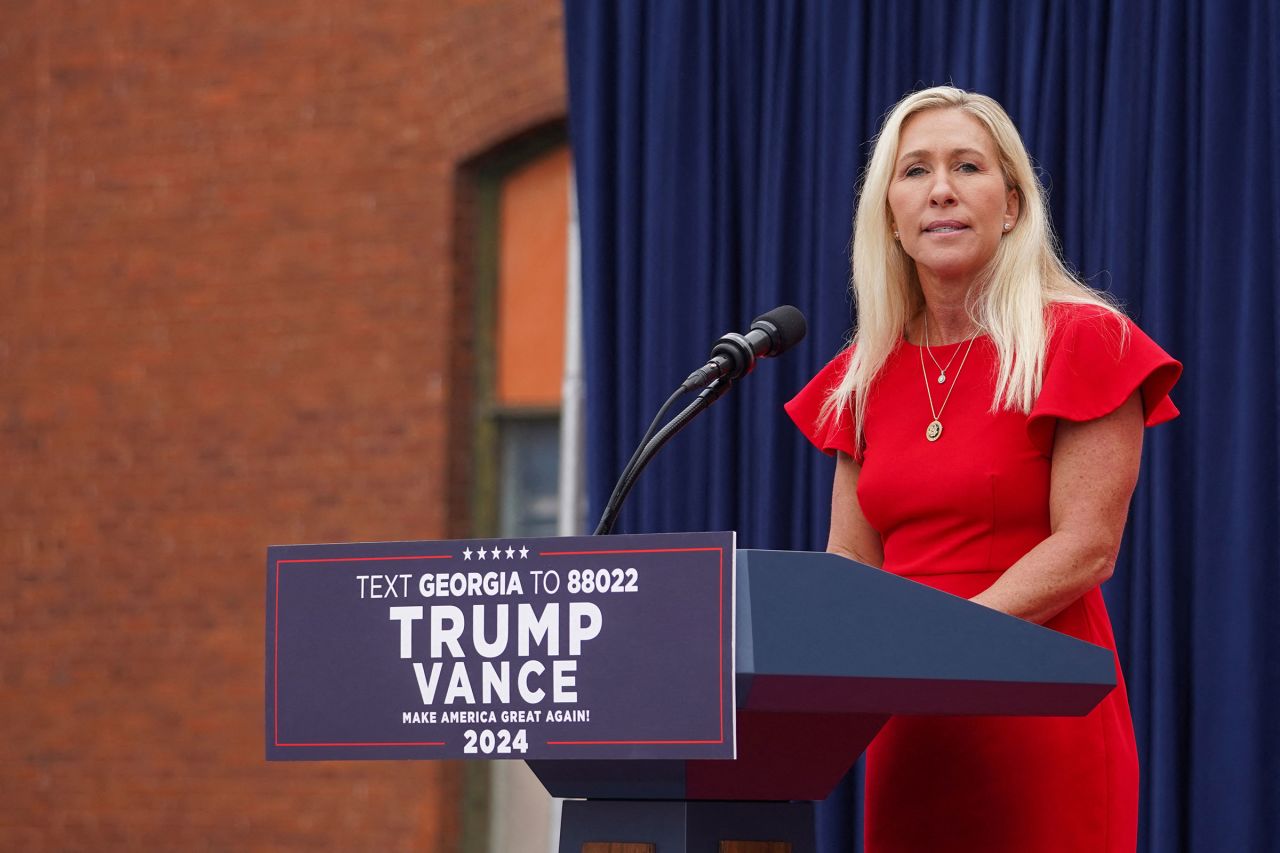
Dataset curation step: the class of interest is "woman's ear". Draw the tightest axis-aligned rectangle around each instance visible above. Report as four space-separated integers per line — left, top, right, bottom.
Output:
1004 187 1021 228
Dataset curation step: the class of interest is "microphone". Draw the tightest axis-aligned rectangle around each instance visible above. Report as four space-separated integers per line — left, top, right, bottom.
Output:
681 304 807 391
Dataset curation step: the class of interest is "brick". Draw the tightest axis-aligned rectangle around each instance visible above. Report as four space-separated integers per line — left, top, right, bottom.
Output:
0 0 566 848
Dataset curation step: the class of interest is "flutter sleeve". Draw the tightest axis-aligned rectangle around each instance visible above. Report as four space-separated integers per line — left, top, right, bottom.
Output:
1026 304 1182 456
784 348 860 460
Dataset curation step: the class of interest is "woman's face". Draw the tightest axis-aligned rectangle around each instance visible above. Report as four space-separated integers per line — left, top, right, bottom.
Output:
887 108 1019 287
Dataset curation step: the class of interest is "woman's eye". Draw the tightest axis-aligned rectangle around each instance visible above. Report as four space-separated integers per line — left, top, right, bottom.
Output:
956 162 980 173
905 165 927 177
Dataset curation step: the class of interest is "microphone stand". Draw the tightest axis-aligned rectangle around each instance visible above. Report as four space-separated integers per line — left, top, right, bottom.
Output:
593 377 733 536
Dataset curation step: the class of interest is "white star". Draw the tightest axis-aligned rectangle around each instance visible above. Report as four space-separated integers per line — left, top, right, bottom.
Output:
505 547 515 559
477 547 486 560
491 547 501 560
463 547 472 560
518 546 529 559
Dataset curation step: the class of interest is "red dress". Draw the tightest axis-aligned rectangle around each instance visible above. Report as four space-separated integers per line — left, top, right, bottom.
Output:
785 303 1181 853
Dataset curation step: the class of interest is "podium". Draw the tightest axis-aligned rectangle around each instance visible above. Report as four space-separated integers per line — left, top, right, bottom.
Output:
529 549 1116 852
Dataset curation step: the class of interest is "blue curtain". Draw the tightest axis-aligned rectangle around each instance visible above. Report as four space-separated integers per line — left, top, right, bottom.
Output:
564 2 1280 851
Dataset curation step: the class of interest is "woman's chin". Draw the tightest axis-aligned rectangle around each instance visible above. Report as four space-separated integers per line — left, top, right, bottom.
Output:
912 258 987 288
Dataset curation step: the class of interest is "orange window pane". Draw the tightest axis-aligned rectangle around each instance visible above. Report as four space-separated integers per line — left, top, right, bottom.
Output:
495 145 570 407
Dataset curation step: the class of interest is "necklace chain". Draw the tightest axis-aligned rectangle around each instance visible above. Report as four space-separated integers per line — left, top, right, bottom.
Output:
919 316 978 442
923 316 966 383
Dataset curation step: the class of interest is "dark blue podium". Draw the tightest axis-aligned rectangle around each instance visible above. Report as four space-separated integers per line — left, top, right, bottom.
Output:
530 549 1116 852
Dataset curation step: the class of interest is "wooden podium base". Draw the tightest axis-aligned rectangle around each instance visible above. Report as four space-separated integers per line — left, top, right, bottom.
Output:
560 800 814 853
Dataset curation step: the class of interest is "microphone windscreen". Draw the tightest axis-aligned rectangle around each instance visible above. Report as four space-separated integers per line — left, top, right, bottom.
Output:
753 304 808 352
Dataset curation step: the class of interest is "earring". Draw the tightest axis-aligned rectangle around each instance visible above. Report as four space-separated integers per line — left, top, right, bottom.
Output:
893 230 900 239
1003 222 1011 231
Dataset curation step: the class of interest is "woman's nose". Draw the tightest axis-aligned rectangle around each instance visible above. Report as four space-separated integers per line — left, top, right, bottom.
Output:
929 176 957 206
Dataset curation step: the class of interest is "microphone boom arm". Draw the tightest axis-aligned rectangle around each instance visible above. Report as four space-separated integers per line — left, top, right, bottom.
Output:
593 377 733 536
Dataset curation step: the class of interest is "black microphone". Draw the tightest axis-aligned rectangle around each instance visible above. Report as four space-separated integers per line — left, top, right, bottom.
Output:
681 305 808 391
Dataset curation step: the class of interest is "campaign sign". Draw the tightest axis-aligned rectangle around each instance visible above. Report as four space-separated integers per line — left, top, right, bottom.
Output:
266 531 735 761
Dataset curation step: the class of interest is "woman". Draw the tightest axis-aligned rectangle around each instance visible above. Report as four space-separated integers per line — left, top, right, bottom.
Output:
786 86 1181 851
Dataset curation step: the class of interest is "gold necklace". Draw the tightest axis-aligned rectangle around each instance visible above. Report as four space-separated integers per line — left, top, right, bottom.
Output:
923 316 966 383
918 320 978 442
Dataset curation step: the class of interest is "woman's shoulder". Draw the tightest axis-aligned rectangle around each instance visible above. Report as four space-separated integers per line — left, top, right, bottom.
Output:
785 345 859 459
1027 298 1181 453
1045 299 1126 333
1043 299 1136 357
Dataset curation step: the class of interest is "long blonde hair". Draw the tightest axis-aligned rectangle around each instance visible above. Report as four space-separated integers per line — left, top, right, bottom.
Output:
821 86 1121 450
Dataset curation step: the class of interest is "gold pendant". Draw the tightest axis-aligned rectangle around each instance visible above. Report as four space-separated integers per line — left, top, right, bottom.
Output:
926 419 943 441
937 373 946 383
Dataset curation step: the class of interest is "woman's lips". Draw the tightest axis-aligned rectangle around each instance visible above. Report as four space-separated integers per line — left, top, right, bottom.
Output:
923 220 968 233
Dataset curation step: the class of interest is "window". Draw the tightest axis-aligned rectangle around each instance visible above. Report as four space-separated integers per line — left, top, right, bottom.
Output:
491 144 572 538
459 129 579 853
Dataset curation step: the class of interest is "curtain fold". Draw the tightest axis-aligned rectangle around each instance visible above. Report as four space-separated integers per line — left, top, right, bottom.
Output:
565 2 1280 850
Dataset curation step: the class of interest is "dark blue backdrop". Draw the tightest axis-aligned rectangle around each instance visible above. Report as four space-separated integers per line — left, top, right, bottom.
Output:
564 2 1279 851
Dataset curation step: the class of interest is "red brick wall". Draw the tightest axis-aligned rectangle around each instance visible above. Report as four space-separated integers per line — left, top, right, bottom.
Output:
0 0 565 848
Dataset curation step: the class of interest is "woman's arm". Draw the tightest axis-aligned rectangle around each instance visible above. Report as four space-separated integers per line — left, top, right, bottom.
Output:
969 391 1145 623
827 451 885 568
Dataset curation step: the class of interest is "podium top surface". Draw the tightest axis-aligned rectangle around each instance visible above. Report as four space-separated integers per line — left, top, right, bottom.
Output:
734 548 1115 715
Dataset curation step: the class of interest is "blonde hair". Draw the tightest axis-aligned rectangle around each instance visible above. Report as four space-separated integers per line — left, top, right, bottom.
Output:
822 86 1121 451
